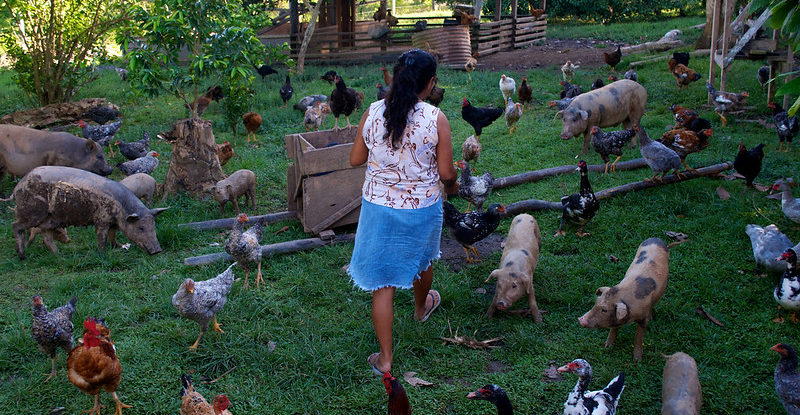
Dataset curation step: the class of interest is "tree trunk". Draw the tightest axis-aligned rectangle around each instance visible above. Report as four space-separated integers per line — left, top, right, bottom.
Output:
695 0 735 49
161 118 226 198
297 0 324 74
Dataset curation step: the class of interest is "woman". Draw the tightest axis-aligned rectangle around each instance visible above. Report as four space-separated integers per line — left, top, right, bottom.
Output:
349 49 458 375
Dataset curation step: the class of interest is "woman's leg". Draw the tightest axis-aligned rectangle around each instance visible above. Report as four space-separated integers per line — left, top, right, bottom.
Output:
372 286 396 372
413 265 434 320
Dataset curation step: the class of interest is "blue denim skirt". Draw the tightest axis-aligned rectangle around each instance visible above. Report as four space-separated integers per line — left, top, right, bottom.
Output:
349 198 443 291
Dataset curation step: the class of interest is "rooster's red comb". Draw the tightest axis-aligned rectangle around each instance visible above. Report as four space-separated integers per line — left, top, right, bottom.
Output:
84 317 98 331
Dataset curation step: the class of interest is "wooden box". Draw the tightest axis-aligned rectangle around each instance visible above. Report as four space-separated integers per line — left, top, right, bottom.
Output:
285 126 365 234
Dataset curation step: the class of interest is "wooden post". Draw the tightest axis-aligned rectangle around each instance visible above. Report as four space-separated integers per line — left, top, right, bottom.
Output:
785 45 795 109
474 0 483 20
707 0 720 104
540 0 546 11
719 0 732 93
768 29 779 103
290 0 299 53
494 0 501 20
511 0 518 49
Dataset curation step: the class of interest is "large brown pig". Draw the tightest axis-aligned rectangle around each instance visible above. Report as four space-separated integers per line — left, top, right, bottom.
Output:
558 79 647 155
578 237 669 361
0 124 113 188
7 166 167 259
662 352 702 415
486 214 543 321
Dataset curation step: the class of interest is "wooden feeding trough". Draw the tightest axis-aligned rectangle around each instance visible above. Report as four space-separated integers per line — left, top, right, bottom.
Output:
285 126 365 235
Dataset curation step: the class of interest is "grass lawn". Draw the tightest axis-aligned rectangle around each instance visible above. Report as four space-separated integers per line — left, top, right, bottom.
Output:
0 17 797 414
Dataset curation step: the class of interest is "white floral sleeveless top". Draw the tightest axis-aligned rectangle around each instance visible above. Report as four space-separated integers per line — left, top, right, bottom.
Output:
362 99 441 209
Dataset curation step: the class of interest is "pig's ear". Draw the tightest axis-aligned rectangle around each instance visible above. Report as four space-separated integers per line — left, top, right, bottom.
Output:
484 270 498 283
554 110 563 120
595 286 609 296
85 139 97 153
150 207 169 217
126 213 139 222
578 110 589 120
615 302 629 321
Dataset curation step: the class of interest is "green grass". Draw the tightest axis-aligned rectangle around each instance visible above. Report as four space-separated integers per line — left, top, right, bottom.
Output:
549 15 705 44
0 19 796 413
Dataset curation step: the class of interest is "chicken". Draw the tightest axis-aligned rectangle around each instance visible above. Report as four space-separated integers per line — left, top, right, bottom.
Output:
253 64 277 80
443 201 506 263
636 126 683 181
381 66 393 85
499 74 516 103
386 10 398 26
608 75 619 82
467 384 514 415
555 160 599 237
186 87 220 117
457 160 493 211
294 94 328 111
277 75 294 107
454 9 477 25
623 69 638 82
670 104 699 130
383 372 410 415
558 359 625 415
320 70 337 84
82 106 120 125
330 75 360 129
668 58 702 90
746 224 794 274
205 86 224 102
181 374 231 415
706 82 748 126
462 98 504 139
67 317 130 415
734 143 764 187
517 76 532 108
421 41 444 63
225 213 264 288
775 249 800 323
604 44 622 72
462 135 481 166
561 60 578 82
504 97 523 134
771 343 800 414
530 8 545 18
465 53 478 74
772 179 800 223
115 132 150 160
769 101 799 152
172 262 237 349
427 86 445 107
559 81 582 99
672 52 690 66
657 127 713 172
373 7 386 21
590 78 604 90
758 65 771 90
32 295 76 381
376 83 390 100
243 112 262 143
217 141 234 166
117 151 158 176
303 102 332 132
414 20 428 31
590 126 636 173
549 97 574 111
79 119 121 156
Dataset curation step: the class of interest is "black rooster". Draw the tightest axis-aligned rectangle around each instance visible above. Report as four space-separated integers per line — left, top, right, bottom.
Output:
559 81 582 99
758 65 771 90
461 98 503 139
253 64 277 80
320 70 337 84
590 78 605 90
590 126 636 173
444 201 505 263
672 52 690 66
330 75 360 129
769 102 799 152
555 160 598 237
734 143 765 187
81 106 120 125
280 75 293 107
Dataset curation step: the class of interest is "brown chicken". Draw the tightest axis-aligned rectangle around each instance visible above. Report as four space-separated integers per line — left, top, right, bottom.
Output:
242 112 262 143
604 45 622 72
181 374 231 415
330 75 361 129
518 76 533 108
217 141 234 166
454 9 477 25
381 66 393 85
658 128 713 171
668 58 702 89
67 317 130 415
465 53 478 74
187 88 219 117
32 295 77 381
670 104 698 130
462 135 481 166
530 8 545 18
386 10 399 26
427 86 445 107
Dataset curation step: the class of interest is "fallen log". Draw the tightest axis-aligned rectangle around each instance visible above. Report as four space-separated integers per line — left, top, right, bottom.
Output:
503 162 732 217
493 158 647 189
629 49 711 68
178 211 297 231
183 233 355 266
1 98 119 129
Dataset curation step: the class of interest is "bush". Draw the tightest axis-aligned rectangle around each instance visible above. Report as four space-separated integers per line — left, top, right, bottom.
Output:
477 0 703 21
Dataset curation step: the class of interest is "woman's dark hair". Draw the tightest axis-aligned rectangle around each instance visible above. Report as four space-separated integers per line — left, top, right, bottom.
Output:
383 49 437 149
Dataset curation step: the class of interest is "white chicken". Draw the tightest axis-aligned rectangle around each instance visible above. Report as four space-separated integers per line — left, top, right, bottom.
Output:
499 74 516 103
504 97 523 134
561 60 579 82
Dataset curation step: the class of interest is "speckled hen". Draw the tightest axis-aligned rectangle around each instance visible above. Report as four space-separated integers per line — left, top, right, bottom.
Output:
31 295 77 381
172 262 237 349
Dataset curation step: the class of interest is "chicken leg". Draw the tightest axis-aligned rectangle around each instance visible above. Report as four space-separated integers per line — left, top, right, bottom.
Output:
333 116 340 130
779 142 785 152
212 316 224 333
680 159 698 173
610 155 622 172
575 227 591 237
785 141 792 152
774 305 785 323
189 329 205 350
255 260 264 288
715 111 728 127
83 394 105 415
345 115 352 128
243 269 251 289
462 245 481 263
45 357 57 381
112 392 132 415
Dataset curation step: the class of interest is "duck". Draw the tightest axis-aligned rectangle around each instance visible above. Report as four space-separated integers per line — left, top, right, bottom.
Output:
746 224 794 274
467 384 514 415
557 359 625 415
555 160 599 237
774 249 800 323
773 179 800 223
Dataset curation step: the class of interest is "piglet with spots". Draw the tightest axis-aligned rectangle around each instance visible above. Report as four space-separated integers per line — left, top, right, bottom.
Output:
485 214 543 321
578 237 670 361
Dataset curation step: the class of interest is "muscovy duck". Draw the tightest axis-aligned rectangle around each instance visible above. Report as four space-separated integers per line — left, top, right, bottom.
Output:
772 179 800 223
558 359 625 415
457 160 493 212
746 224 793 274
443 201 505 263
467 384 514 414
775 249 800 323
771 343 800 414
555 160 599 237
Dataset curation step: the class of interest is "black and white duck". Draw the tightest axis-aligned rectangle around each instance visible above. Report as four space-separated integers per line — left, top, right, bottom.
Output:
774 249 800 323
467 384 514 415
557 359 625 415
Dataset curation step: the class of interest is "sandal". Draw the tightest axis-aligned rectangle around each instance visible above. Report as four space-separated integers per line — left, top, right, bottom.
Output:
419 289 441 323
367 352 385 376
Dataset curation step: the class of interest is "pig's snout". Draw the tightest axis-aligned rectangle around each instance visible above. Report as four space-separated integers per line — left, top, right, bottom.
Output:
578 314 590 328
495 301 508 311
561 133 572 140
146 243 162 255
97 164 113 176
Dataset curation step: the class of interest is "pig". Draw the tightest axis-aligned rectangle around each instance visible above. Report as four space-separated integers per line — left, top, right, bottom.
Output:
213 169 256 215
7 166 167 259
27 227 71 252
662 352 702 415
578 237 669 361
485 214 543 322
557 79 647 155
0 124 113 189
120 173 157 205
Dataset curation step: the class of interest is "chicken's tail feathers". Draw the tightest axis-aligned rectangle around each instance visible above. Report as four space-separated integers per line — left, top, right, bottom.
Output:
67 296 78 311
604 371 625 401
181 373 194 396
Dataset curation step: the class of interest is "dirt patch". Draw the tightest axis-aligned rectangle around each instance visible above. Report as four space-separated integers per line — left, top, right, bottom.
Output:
440 376 474 388
485 359 511 373
477 38 622 71
440 233 505 272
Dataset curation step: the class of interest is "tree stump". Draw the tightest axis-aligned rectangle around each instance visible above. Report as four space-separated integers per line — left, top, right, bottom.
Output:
161 118 225 198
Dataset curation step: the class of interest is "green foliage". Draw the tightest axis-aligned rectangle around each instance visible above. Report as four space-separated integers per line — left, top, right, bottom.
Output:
221 82 254 137
541 0 703 21
755 0 800 114
0 0 130 105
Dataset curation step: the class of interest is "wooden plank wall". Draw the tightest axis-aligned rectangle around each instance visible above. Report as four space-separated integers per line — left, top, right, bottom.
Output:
476 14 547 56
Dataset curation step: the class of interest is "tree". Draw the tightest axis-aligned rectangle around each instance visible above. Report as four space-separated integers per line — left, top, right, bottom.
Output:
755 0 800 113
0 0 131 106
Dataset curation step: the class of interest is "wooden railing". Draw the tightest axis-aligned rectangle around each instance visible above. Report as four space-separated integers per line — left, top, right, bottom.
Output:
476 14 547 56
